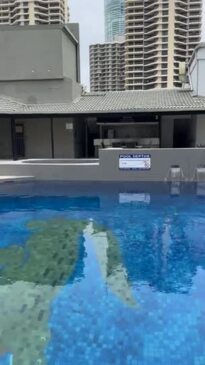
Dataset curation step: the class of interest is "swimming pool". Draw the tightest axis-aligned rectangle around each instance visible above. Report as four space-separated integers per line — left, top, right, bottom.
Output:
0 182 204 365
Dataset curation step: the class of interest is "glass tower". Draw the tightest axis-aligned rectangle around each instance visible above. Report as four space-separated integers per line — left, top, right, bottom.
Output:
104 0 125 42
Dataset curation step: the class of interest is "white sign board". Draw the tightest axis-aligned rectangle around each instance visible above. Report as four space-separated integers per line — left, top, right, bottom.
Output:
65 123 73 130
119 154 151 170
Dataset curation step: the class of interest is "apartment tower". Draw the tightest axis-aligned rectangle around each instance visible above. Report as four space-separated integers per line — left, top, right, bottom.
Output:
90 41 125 92
0 0 68 25
125 0 202 90
105 0 125 41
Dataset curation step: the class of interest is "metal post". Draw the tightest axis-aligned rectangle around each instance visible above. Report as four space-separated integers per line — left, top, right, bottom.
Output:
11 117 17 160
85 119 88 158
100 124 103 139
50 117 54 159
158 115 161 148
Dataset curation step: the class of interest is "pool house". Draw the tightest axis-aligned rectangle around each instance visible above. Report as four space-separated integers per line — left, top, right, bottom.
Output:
0 88 205 160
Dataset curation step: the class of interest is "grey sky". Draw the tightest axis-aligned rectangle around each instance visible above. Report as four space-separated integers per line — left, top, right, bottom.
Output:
69 0 205 89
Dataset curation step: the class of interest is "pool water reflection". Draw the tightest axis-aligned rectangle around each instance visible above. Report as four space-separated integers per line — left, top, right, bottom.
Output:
0 182 204 365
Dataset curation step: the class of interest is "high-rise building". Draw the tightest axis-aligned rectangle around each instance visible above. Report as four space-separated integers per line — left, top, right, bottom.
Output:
90 41 125 92
0 0 68 26
125 0 202 90
105 0 125 42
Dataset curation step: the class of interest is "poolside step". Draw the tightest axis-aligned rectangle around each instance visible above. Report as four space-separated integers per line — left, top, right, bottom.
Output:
0 176 35 183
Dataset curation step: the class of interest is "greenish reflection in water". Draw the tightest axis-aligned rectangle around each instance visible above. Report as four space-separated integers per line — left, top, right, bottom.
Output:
0 219 135 365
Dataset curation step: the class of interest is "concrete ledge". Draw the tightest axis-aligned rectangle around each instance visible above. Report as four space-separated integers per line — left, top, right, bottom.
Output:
0 176 35 183
21 159 99 164
0 148 205 182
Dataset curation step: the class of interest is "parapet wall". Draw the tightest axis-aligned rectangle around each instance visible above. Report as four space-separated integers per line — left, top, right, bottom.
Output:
98 148 205 182
0 148 205 182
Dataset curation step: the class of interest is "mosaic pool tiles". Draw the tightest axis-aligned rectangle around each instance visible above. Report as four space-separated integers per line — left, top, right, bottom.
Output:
0 186 205 365
0 219 86 365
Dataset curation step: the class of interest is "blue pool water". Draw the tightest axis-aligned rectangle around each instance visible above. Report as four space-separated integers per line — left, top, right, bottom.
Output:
0 182 205 365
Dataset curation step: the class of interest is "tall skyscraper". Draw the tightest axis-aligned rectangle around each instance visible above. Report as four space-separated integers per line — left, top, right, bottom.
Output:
125 0 202 90
105 0 125 42
90 41 125 92
89 0 125 92
0 0 68 26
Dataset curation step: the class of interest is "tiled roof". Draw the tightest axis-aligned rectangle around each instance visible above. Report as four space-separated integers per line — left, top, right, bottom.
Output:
0 95 25 112
0 89 205 115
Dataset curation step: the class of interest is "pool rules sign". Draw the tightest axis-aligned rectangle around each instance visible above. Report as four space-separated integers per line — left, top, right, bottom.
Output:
119 154 151 171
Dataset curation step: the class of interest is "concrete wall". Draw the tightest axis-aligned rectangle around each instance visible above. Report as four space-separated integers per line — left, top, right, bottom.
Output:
0 25 81 102
53 118 74 158
0 78 81 104
98 148 205 181
0 117 81 160
189 57 198 96
67 23 81 82
23 118 52 159
0 118 12 159
15 118 75 159
161 115 194 148
198 55 205 97
189 44 205 97
0 148 205 182
0 161 100 181
0 27 63 81
62 31 77 82
195 114 205 147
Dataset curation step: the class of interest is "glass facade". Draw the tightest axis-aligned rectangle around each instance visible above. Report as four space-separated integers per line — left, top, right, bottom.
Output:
104 0 125 42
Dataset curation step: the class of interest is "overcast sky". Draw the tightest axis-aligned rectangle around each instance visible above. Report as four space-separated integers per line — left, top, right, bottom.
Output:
69 0 205 89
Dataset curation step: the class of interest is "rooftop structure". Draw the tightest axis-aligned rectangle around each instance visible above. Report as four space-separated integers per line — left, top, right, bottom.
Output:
189 43 205 97
0 0 68 26
0 24 81 103
125 0 202 90
104 0 125 42
89 41 125 92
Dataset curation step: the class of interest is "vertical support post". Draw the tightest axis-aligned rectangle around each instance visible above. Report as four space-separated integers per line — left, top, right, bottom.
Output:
11 117 17 160
100 124 103 139
50 117 54 159
85 119 88 158
158 115 161 148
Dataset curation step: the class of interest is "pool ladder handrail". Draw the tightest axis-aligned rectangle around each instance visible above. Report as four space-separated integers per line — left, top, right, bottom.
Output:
165 165 185 182
194 166 205 182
